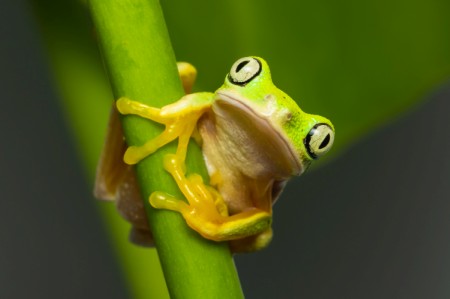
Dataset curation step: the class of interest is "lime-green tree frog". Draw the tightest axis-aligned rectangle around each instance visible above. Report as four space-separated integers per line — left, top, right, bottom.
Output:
95 57 334 252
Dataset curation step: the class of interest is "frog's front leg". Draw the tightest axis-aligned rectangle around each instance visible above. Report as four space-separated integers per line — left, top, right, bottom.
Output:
116 93 213 164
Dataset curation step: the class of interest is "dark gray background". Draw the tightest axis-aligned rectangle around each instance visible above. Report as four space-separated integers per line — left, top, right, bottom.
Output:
2 1 449 299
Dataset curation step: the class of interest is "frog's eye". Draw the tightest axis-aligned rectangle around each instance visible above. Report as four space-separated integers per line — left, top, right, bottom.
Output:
228 57 262 85
304 124 334 159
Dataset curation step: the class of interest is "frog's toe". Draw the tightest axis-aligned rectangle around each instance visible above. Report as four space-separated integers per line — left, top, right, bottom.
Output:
149 191 189 213
186 173 228 216
124 146 148 165
116 97 132 114
229 228 273 253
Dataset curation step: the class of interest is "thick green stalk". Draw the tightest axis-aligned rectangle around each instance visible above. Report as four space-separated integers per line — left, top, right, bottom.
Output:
88 0 244 298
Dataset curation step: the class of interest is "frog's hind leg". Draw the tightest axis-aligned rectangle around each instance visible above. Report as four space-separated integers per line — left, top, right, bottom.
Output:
150 153 272 242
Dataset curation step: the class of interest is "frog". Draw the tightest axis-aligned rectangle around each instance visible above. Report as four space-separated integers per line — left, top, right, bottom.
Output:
94 57 334 252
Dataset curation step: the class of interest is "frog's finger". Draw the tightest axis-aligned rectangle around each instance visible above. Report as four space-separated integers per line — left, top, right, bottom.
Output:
123 126 181 165
116 97 169 123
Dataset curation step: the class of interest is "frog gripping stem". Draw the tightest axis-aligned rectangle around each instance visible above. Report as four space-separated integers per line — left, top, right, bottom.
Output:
117 96 272 242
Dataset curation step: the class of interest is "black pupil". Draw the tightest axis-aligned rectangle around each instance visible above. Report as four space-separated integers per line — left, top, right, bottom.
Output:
319 134 330 149
236 60 250 72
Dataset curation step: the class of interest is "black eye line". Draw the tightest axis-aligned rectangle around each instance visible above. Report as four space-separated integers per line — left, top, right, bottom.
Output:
319 134 330 149
235 60 250 72
228 57 262 86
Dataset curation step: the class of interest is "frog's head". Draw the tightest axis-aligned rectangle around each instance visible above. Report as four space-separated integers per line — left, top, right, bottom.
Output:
215 56 335 176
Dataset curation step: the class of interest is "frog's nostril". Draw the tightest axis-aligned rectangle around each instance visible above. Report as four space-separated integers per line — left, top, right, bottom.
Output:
264 94 274 101
285 112 292 121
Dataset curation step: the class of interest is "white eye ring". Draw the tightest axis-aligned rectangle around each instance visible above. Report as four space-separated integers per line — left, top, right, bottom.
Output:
228 57 261 85
304 124 334 159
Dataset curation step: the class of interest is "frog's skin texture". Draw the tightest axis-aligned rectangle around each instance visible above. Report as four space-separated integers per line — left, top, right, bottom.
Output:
95 57 334 252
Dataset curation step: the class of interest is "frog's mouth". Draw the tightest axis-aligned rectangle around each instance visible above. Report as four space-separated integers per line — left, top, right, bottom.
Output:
215 91 302 176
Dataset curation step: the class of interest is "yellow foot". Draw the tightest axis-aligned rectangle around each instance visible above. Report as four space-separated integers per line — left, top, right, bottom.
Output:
149 154 271 241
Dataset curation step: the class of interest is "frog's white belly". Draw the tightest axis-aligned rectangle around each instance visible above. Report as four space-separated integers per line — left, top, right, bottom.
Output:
197 99 296 214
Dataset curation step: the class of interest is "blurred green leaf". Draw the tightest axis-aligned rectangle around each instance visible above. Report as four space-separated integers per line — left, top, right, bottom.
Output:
162 0 450 150
31 0 450 298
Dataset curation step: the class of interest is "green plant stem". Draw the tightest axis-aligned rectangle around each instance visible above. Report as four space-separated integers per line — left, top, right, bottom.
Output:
88 0 244 298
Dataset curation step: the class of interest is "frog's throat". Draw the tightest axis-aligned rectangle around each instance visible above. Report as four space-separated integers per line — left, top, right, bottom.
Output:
216 91 302 175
